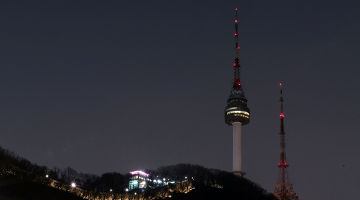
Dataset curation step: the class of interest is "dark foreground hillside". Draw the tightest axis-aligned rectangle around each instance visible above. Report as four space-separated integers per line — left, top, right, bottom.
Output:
0 176 84 200
152 182 276 200
0 146 276 200
0 176 275 200
155 183 276 200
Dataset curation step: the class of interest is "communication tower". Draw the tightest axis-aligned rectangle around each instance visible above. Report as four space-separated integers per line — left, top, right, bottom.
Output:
274 84 298 200
224 8 250 177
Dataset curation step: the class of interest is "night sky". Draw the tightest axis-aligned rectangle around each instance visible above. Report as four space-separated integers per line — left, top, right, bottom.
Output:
1 1 359 199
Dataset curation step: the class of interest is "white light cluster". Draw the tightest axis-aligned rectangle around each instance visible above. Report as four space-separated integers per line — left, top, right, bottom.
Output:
226 110 249 116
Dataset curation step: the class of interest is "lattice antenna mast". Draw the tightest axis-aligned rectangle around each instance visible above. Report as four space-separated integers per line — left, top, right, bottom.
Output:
233 8 241 90
279 83 286 170
274 83 298 200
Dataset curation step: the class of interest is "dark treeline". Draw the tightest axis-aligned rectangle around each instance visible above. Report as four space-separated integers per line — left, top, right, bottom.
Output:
0 180 85 200
145 164 276 200
48 166 128 194
0 146 276 200
0 146 128 195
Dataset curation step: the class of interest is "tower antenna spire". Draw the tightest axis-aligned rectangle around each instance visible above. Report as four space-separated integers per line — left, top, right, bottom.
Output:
233 8 241 89
274 83 299 200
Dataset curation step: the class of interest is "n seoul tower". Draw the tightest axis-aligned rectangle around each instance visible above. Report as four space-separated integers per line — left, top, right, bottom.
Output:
224 8 250 177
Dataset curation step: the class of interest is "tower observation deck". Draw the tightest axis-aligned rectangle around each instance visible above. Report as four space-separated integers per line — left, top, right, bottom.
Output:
224 8 250 177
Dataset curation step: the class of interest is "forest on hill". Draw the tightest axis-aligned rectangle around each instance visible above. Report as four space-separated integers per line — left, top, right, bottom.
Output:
0 146 276 200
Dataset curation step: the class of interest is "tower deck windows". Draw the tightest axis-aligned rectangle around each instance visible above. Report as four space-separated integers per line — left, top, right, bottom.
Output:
225 93 250 125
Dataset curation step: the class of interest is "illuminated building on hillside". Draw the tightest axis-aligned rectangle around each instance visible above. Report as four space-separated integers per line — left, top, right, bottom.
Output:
128 170 176 191
128 170 149 190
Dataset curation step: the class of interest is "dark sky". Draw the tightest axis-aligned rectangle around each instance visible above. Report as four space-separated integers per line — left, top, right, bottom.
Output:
1 1 359 199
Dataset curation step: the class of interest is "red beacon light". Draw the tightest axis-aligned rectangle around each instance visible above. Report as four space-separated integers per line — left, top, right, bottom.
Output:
278 162 289 167
280 113 284 118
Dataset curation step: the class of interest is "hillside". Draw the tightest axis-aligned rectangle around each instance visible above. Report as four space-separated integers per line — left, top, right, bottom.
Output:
153 182 276 200
0 146 276 200
0 174 84 200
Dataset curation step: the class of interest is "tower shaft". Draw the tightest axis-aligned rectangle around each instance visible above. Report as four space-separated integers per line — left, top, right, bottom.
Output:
232 122 244 176
274 84 298 200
